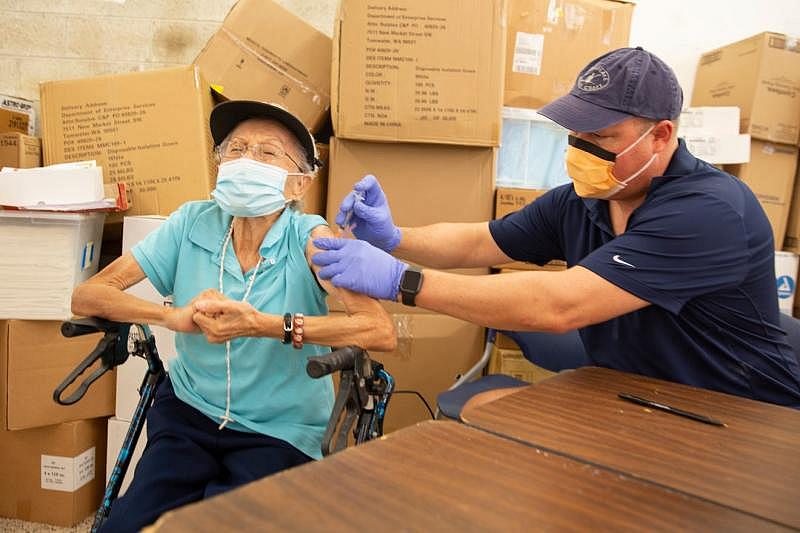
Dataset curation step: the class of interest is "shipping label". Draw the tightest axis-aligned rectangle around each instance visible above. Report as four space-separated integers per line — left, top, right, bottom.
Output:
41 447 96 492
360 3 481 127
512 32 544 76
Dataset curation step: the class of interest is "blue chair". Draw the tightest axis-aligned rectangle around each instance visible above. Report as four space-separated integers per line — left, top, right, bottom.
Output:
438 313 800 420
436 328 590 420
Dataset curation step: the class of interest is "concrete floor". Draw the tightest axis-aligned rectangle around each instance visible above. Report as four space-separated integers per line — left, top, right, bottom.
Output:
0 516 92 533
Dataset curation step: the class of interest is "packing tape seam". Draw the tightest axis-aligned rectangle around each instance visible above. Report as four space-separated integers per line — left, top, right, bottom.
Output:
220 27 329 101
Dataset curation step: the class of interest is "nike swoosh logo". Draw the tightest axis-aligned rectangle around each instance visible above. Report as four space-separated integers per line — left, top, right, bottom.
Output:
612 255 636 268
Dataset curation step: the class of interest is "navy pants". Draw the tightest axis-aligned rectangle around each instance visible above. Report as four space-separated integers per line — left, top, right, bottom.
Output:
101 377 312 533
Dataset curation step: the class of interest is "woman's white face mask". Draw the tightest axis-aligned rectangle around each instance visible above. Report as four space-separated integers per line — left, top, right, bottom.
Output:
211 158 303 217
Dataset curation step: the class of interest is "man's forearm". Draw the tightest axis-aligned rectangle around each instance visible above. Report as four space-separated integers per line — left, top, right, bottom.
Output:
393 222 508 269
410 268 567 332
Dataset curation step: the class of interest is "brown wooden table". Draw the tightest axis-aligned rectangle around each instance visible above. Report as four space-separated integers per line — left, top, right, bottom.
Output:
461 366 800 530
150 421 786 532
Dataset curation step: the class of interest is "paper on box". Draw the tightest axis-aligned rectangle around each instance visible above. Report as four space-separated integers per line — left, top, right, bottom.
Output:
0 163 104 207
683 134 751 164
332 0 506 146
0 94 35 135
678 107 741 136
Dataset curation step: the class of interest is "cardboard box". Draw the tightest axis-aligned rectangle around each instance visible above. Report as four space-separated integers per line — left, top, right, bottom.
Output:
0 211 105 320
332 0 506 146
331 311 485 432
0 94 36 136
0 107 31 135
692 32 800 145
726 140 799 250
0 418 107 526
0 320 115 431
782 161 800 252
194 0 332 134
504 0 634 110
487 344 556 384
0 132 41 168
118 216 175 422
303 143 329 217
106 417 146 497
325 137 494 313
495 187 546 219
328 138 495 226
40 66 217 222
493 187 568 270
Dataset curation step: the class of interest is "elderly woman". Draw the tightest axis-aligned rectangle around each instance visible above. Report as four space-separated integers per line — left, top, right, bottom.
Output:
71 100 396 532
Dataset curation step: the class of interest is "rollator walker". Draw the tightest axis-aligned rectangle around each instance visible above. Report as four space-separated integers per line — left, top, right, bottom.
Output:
53 317 393 532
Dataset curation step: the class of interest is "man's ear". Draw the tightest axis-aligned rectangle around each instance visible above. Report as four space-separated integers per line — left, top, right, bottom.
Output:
287 174 314 201
652 119 674 152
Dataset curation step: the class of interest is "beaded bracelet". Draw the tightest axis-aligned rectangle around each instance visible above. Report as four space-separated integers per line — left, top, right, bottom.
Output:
282 313 292 344
292 313 305 350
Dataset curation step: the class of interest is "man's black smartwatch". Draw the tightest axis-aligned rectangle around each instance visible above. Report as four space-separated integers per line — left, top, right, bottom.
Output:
399 265 424 307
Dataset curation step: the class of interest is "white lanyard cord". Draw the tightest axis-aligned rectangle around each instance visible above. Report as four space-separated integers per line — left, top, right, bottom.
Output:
217 221 262 430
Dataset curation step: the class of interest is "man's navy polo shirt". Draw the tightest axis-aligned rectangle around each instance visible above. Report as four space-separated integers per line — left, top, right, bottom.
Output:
489 139 800 407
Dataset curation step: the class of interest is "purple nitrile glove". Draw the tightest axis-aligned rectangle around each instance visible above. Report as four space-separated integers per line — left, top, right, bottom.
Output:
312 237 408 301
335 174 401 252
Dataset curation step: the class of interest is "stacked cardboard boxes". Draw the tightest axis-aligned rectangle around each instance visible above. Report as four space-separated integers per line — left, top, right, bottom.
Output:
692 32 800 250
0 321 113 525
692 33 800 316
326 0 511 428
692 32 800 316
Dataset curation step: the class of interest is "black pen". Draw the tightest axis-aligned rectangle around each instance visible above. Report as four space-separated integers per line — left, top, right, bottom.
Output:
617 392 727 427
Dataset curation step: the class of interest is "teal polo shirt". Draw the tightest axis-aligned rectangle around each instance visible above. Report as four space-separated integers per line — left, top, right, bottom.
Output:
132 200 334 459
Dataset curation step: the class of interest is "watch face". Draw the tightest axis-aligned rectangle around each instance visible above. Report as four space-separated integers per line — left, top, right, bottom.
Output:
401 268 423 292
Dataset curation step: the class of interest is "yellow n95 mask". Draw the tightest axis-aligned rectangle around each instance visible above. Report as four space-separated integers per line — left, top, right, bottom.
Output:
566 124 656 199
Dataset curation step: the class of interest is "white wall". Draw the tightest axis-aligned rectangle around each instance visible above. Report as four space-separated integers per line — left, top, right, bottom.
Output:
0 0 338 102
628 0 800 103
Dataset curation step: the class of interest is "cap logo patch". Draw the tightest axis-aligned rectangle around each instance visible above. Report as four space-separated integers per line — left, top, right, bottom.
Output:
578 65 610 92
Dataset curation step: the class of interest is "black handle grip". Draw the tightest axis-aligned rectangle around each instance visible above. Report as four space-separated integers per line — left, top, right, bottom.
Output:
53 335 115 405
306 346 365 378
61 318 118 338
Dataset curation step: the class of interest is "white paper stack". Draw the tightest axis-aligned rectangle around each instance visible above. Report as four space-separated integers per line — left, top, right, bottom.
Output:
678 107 751 164
0 210 105 320
0 160 116 211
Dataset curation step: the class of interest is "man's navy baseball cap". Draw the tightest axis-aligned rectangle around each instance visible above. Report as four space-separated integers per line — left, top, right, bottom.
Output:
539 47 683 133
